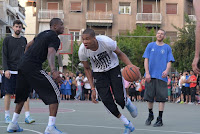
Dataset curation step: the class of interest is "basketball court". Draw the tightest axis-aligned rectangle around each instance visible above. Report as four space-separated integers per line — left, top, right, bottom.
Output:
0 99 200 134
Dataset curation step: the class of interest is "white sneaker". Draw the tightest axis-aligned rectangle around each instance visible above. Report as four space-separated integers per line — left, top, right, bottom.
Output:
7 122 23 133
44 125 67 134
126 98 138 118
124 121 135 134
5 116 11 124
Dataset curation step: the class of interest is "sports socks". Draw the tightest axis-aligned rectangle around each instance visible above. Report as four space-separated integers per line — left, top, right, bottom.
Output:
159 111 163 119
48 116 56 126
149 108 153 115
25 111 30 118
119 114 129 125
12 112 19 124
5 110 10 118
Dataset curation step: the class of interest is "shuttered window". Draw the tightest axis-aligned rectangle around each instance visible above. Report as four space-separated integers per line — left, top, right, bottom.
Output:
70 2 82 12
166 4 177 14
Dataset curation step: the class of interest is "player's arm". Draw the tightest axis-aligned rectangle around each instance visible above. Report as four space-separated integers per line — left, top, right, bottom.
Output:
144 58 151 83
47 47 62 83
114 47 132 65
192 0 200 74
25 40 34 53
81 61 98 103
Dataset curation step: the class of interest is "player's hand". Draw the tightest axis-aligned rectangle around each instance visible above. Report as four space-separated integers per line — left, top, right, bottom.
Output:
162 70 168 78
52 71 62 83
192 56 200 74
5 70 11 79
145 73 151 83
91 90 98 104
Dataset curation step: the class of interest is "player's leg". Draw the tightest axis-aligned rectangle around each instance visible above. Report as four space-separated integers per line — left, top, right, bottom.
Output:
153 79 168 127
4 75 17 124
144 79 156 125
7 71 30 132
110 66 138 118
29 70 66 134
24 98 35 124
93 71 134 134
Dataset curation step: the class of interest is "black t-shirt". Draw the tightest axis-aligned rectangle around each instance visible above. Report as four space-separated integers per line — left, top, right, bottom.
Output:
18 30 60 72
2 36 27 71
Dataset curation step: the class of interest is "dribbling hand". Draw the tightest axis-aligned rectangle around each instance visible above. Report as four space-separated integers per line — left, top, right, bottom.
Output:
52 71 62 83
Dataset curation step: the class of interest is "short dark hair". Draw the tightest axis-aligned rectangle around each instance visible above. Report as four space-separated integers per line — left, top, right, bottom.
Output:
83 28 95 37
13 20 23 26
50 18 62 27
158 29 166 35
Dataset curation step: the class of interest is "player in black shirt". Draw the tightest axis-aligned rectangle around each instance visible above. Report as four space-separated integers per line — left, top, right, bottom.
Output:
7 18 66 134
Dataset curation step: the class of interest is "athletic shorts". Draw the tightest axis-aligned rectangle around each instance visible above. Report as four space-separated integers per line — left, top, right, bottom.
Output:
144 78 168 102
4 74 17 95
93 65 126 117
84 88 91 94
185 87 191 95
15 69 61 105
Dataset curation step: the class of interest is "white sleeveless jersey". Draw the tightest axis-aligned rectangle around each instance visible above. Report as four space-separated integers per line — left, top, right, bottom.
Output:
78 35 119 72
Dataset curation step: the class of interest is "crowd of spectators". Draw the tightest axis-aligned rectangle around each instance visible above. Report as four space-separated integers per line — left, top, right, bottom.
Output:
0 70 199 105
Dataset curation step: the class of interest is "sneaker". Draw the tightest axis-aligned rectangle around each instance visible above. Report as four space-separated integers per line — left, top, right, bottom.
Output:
5 116 11 124
145 114 154 125
25 116 35 124
180 101 184 104
126 98 138 118
188 102 194 105
153 117 163 127
44 125 67 134
7 122 23 133
124 121 135 134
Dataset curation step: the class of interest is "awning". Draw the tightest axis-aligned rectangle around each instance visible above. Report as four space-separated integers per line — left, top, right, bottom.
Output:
86 22 112 27
17 14 27 27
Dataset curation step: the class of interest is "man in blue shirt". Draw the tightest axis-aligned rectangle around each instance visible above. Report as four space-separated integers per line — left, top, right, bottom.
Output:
143 29 175 127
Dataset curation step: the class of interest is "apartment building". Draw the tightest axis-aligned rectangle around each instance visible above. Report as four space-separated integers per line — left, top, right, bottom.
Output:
36 0 194 40
18 0 36 42
0 0 26 37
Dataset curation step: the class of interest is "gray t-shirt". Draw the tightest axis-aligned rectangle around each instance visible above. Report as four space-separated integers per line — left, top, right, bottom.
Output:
78 35 119 72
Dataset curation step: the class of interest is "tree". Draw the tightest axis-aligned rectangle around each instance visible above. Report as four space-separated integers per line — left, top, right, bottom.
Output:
68 40 84 73
172 14 196 72
116 25 157 75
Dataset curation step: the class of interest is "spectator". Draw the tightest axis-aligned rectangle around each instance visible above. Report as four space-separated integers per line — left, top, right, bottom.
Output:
128 82 136 101
74 73 83 100
83 76 91 101
189 70 197 104
71 76 77 99
60 76 66 100
167 75 171 102
65 76 72 100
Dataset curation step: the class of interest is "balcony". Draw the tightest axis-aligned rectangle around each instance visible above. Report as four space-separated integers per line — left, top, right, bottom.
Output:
136 13 162 25
188 15 196 21
86 11 113 26
38 9 64 22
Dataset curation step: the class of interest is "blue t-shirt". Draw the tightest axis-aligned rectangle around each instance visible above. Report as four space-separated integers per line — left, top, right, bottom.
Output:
185 75 190 87
65 80 72 89
143 42 175 82
60 82 65 89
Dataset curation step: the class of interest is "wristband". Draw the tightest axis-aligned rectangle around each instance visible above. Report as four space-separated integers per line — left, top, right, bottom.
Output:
91 87 95 91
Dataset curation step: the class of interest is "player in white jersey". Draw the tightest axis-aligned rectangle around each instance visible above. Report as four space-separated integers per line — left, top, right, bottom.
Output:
78 28 138 134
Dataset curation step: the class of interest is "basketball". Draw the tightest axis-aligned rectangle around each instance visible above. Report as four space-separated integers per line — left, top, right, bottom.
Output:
122 65 141 82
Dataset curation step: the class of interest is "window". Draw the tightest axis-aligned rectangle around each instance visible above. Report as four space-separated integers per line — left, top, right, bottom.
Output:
70 2 82 12
166 4 177 14
119 3 131 14
70 30 80 41
48 3 58 10
143 4 152 13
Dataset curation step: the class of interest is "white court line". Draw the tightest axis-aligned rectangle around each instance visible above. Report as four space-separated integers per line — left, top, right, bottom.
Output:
30 122 200 134
1 122 199 134
0 126 43 134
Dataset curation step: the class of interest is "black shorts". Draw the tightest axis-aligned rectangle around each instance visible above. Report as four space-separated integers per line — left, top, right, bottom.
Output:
185 87 190 95
4 74 17 95
15 69 60 105
84 88 91 94
93 65 126 117
144 78 168 102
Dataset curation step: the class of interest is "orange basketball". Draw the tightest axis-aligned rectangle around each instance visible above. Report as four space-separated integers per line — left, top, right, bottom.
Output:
122 65 141 82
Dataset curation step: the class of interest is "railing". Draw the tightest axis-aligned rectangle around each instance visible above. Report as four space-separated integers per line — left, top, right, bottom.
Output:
86 11 113 20
188 15 196 21
136 13 162 22
38 9 64 19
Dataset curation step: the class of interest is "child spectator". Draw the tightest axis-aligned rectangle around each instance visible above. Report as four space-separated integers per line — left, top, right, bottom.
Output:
65 76 72 100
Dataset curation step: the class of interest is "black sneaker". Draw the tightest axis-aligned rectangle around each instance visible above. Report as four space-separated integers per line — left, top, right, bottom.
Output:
145 114 154 125
153 117 163 127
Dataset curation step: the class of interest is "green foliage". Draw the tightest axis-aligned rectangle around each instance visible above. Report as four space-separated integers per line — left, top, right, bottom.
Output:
116 25 156 75
68 40 84 73
172 14 196 72
0 38 3 69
